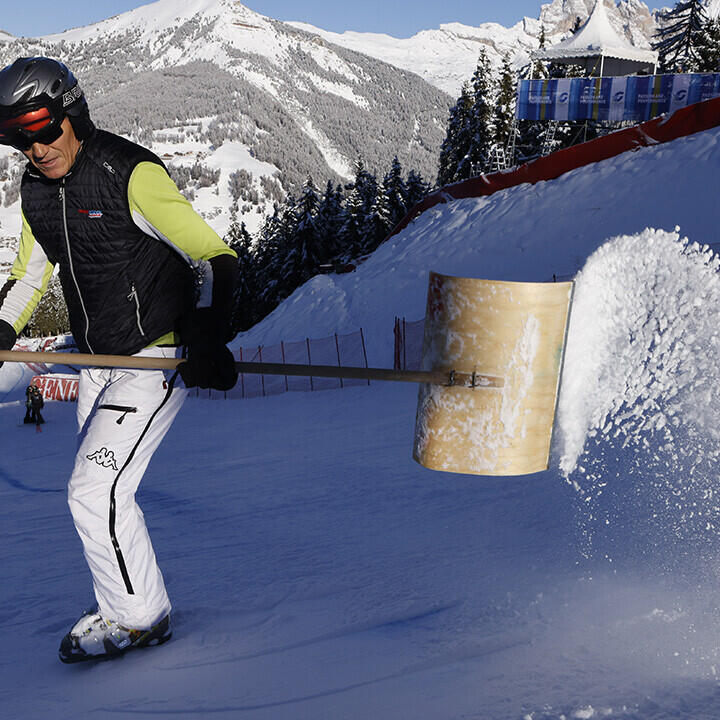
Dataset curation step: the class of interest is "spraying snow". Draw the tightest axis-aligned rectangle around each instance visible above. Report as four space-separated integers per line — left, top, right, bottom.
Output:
557 228 720 569
558 227 720 477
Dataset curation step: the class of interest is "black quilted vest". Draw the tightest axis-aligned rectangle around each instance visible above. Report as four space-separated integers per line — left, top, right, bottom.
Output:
21 129 195 355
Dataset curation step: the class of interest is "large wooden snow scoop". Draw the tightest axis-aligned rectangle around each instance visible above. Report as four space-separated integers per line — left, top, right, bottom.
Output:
413 272 573 476
0 273 572 476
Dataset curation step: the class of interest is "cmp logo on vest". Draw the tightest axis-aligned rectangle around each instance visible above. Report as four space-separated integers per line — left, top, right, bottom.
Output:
78 209 104 219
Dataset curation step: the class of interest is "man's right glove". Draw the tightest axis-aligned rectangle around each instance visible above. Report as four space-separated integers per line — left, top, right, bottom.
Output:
0 319 17 370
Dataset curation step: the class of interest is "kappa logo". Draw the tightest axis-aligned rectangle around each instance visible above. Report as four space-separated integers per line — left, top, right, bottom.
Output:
86 447 119 471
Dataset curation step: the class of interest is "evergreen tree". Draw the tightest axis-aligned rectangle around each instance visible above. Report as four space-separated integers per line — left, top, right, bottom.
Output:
513 25 550 162
520 24 550 80
339 160 377 256
456 49 495 179
283 176 324 286
255 195 298 312
383 156 409 229
494 54 517 154
652 0 709 72
225 218 256 332
316 180 346 259
695 16 720 72
437 83 474 186
363 178 394 254
405 169 432 207
339 181 366 257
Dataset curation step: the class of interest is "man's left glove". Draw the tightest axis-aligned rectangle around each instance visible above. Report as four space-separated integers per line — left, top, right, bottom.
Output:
177 254 239 391
0 320 17 370
177 307 238 391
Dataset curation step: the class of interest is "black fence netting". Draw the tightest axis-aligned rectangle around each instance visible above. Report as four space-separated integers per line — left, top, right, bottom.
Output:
197 329 370 400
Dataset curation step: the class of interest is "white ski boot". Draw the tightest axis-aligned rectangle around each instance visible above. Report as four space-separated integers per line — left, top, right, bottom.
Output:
59 608 171 663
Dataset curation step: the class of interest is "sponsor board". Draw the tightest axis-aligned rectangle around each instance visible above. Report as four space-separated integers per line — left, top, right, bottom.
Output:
516 73 720 122
32 374 79 402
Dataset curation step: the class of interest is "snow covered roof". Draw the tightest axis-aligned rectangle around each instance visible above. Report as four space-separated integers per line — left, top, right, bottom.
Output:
532 0 657 68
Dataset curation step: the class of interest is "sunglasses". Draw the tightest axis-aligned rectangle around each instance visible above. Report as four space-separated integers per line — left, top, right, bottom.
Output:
0 102 65 151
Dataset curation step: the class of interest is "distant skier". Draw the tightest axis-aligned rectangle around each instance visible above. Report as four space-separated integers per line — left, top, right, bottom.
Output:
27 382 45 426
0 57 239 662
23 382 35 424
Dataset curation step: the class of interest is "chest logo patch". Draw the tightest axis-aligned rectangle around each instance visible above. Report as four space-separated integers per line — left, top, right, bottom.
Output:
79 209 104 218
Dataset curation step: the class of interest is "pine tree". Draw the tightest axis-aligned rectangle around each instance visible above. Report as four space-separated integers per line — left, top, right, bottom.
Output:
520 24 549 80
494 54 517 154
339 181 366 257
364 179 394 254
383 156 409 229
256 196 297 312
652 0 709 72
316 180 346 259
695 16 720 72
456 49 495 179
437 83 474 186
339 160 377 257
284 176 324 286
225 218 256 332
405 169 431 207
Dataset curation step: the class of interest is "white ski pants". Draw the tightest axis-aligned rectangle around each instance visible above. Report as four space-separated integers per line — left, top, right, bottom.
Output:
68 346 186 630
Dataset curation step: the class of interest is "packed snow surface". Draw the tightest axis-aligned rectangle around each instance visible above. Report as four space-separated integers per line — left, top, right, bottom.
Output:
1 122 720 718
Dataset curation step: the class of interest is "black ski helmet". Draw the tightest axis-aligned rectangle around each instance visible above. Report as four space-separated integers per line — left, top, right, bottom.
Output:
0 57 94 148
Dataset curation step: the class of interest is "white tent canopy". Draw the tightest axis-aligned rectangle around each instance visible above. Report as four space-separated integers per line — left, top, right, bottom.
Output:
532 0 658 77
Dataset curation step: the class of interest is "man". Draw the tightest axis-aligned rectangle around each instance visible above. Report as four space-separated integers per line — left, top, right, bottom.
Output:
0 57 239 662
27 381 44 425
23 381 36 423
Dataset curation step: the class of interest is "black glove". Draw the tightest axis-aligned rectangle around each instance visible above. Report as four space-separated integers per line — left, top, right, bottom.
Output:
177 254 238 391
0 319 17 370
177 307 238 391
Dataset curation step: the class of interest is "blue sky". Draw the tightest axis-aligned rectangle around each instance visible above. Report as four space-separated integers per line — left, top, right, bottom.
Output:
2 0 665 39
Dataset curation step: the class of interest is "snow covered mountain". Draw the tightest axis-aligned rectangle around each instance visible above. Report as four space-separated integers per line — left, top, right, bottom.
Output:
0 0 451 239
0 0 676 247
290 0 661 96
2 104 720 718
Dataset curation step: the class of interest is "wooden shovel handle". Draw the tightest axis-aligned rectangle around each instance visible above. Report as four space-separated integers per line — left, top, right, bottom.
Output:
0 350 503 388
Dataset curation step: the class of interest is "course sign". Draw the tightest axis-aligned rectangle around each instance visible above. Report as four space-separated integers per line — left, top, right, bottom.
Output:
32 374 79 402
516 73 720 123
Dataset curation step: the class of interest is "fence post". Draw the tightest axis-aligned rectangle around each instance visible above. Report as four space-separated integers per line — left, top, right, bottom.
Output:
334 333 344 389
239 346 245 399
359 327 370 386
258 345 266 397
306 338 314 391
393 317 400 370
402 317 407 371
280 341 289 392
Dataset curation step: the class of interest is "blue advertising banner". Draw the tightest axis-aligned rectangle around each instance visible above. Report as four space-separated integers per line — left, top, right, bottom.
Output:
516 74 720 122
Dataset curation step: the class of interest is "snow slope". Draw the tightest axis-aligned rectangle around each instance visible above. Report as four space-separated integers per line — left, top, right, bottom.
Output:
1 123 720 718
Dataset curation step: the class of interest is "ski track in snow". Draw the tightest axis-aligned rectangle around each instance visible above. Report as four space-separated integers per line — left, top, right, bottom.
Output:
1 126 720 718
